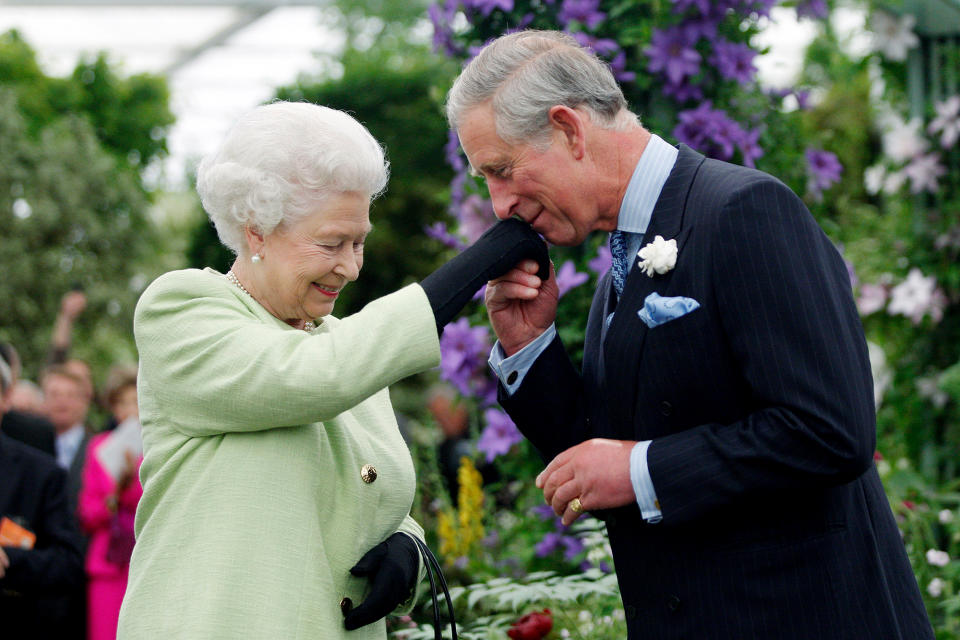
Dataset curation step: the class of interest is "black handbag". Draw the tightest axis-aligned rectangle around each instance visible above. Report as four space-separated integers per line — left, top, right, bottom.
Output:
411 537 458 640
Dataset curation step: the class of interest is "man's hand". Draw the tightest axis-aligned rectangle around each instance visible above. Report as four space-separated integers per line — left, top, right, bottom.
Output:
60 290 87 321
485 259 559 355
0 546 9 579
536 439 637 526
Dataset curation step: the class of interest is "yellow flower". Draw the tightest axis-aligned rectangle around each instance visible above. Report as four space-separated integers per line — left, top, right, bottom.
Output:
436 457 486 562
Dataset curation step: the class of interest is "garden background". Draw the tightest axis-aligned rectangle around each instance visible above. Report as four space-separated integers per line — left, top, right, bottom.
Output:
0 0 958 637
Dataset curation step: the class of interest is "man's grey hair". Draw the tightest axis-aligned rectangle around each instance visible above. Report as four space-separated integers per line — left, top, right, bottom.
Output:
196 101 389 256
446 30 638 148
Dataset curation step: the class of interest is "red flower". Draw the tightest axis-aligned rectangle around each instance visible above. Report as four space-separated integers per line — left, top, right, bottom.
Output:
902 500 916 510
507 608 553 640
874 451 884 461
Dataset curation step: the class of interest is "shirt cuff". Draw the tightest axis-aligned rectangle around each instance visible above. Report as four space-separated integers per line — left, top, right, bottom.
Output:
487 325 557 396
630 441 662 523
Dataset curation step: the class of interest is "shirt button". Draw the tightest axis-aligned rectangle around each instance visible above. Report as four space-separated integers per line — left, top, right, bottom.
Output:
506 370 518 385
660 401 673 416
360 464 377 483
340 597 353 616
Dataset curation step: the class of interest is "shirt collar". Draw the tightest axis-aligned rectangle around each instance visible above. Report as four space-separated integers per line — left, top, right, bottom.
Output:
56 423 85 468
616 134 679 235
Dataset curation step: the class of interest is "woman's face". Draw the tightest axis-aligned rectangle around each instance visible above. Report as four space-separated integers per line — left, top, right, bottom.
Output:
254 191 371 324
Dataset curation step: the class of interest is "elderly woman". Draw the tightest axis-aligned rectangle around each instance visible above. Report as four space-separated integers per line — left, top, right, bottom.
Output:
117 101 547 639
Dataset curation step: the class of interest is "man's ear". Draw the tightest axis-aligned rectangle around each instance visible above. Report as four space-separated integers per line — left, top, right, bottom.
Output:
547 105 587 160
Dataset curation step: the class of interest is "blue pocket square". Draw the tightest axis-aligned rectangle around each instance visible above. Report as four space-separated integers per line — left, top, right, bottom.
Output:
637 292 700 328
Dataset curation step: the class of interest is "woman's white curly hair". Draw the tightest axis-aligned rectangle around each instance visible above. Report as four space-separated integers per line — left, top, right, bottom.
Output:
196 101 389 256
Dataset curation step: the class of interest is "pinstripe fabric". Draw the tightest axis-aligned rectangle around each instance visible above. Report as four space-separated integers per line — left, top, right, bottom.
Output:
500 146 933 639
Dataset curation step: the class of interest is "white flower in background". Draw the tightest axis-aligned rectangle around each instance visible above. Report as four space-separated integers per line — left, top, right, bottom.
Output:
917 376 950 409
870 11 919 61
928 578 945 598
904 152 946 194
867 341 891 409
896 457 911 470
928 95 960 149
637 235 678 277
883 117 928 163
938 509 954 524
864 164 886 195
858 283 888 316
883 170 907 194
12 198 32 219
877 458 892 476
926 549 950 567
888 268 946 324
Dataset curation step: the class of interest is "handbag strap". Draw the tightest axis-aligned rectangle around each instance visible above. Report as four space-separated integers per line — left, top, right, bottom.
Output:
413 537 458 640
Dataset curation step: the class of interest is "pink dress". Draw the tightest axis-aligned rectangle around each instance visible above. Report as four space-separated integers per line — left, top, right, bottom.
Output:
77 432 143 640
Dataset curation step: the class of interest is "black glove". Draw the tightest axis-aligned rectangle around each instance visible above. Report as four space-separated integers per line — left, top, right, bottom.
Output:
420 218 550 333
343 532 420 631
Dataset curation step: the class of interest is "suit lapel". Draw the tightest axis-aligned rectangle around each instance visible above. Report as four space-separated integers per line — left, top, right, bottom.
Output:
602 145 705 435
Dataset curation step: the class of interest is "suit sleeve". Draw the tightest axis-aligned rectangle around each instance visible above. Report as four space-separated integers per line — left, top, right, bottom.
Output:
647 178 876 525
2 465 85 593
498 335 591 462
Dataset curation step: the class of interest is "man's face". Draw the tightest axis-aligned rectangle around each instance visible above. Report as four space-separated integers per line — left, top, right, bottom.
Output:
42 373 89 434
457 104 601 247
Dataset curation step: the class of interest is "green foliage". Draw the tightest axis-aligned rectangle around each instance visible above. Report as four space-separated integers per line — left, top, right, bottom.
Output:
0 32 173 382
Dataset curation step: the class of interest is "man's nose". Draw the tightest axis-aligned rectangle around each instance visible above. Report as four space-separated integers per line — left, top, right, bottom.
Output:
487 181 517 220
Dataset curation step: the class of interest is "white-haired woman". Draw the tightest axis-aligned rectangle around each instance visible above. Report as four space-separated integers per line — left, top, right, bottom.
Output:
116 101 547 639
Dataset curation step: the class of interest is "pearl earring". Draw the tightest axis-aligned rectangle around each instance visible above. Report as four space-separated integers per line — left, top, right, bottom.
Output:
251 253 262 264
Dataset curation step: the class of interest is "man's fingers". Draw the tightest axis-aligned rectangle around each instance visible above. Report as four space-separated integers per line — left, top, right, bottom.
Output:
540 463 575 505
537 447 575 488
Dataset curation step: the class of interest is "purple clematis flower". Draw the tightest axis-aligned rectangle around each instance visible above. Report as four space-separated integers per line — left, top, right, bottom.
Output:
556 260 589 298
588 244 612 278
439 318 492 398
664 80 704 103
671 0 713 15
645 26 701 86
425 222 465 250
444 129 465 172
570 32 620 57
609 51 637 83
709 38 757 85
535 532 565 557
738 127 764 168
428 1 462 57
477 408 523 462
558 0 606 30
457 194 497 244
805 147 843 199
674 102 752 163
463 0 514 17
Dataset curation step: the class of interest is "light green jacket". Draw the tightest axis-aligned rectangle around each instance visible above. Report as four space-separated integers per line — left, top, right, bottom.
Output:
117 268 441 639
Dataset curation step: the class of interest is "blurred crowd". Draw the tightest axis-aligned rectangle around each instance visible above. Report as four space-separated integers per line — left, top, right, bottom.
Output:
1 289 143 639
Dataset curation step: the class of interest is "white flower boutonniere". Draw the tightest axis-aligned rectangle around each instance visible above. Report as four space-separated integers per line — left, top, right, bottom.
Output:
637 235 678 277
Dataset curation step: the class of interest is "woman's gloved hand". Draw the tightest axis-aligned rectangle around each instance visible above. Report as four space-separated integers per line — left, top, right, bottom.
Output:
421 218 550 333
343 532 420 631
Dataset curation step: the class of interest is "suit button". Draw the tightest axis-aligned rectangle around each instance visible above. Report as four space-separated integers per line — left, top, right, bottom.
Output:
667 595 681 612
340 597 353 616
625 605 637 619
506 370 518 385
660 401 673 416
361 464 377 483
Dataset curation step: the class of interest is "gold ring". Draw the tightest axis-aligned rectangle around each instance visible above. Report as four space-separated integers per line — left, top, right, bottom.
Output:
569 498 584 514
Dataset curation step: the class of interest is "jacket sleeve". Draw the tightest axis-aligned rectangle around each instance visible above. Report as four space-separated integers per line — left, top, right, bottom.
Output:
498 334 591 463
2 464 85 593
134 271 441 437
647 178 876 525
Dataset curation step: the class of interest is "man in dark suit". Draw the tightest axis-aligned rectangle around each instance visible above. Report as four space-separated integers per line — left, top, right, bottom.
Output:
0 352 85 636
0 343 57 457
448 30 933 639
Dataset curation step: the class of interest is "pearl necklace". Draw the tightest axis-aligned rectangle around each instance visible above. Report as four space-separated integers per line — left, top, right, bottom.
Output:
225 270 316 332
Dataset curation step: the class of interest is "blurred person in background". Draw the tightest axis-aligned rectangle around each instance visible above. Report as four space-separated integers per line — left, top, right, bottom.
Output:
78 364 142 640
117 101 547 639
0 346 86 638
49 288 87 367
10 380 46 416
0 342 56 457
41 364 92 515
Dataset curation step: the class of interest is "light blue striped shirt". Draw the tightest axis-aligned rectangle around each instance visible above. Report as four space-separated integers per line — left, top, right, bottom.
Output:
489 134 678 523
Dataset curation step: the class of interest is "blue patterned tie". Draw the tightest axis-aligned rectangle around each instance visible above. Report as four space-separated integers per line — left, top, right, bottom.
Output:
609 230 629 297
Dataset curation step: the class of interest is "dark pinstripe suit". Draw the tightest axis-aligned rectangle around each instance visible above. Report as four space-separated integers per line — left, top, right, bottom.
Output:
501 146 933 639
